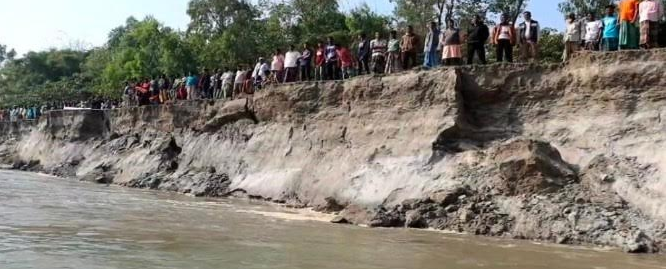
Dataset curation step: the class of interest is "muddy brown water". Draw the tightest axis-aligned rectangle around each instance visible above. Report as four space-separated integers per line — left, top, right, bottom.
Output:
0 170 664 269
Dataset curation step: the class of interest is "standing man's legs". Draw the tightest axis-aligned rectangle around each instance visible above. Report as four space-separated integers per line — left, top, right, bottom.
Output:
467 43 477 65
476 43 487 64
529 41 539 62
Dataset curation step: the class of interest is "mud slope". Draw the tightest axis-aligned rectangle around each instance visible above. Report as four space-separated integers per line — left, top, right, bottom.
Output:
2 50 666 252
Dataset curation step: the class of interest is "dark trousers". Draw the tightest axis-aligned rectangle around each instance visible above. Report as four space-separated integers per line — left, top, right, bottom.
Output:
283 67 298 83
325 61 339 80
357 56 370 75
496 39 513 63
300 64 311 81
401 50 418 70
467 42 487 65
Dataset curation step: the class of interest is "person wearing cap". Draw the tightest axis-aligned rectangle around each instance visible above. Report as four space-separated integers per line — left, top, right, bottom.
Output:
518 11 540 62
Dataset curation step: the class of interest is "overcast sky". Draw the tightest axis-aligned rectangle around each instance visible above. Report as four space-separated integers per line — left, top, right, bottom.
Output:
0 0 562 55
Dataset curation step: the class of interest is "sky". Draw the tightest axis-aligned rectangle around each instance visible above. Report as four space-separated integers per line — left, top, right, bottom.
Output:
0 0 562 56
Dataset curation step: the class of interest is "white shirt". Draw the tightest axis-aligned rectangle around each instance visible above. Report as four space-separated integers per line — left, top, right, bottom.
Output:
259 63 269 79
222 72 234 85
564 20 582 42
584 20 603 42
234 71 246 84
253 63 270 79
284 51 301 68
252 63 262 78
639 0 664 22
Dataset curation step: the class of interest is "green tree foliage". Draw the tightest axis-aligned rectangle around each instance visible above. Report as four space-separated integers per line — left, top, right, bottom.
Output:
0 44 17 64
186 0 259 38
390 0 440 32
98 17 196 97
537 28 565 63
558 0 614 18
346 3 390 37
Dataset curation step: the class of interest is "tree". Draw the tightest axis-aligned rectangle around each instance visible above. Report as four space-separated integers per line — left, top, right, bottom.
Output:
488 0 529 24
345 4 390 37
186 0 259 38
391 0 439 31
537 28 564 63
0 44 17 65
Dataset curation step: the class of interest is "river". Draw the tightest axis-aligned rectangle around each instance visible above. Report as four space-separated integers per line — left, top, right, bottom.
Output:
0 170 664 269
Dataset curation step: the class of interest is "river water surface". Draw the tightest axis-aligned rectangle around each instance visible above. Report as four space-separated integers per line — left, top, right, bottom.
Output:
1 170 665 269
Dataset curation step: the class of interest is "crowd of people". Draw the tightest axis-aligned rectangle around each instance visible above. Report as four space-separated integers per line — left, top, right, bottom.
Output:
563 0 664 60
2 1 663 121
0 100 121 122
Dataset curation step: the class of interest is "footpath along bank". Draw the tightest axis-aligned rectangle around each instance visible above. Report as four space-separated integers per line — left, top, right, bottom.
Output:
1 50 666 253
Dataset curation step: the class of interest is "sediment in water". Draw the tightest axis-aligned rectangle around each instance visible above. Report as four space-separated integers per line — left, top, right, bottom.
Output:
2 50 666 253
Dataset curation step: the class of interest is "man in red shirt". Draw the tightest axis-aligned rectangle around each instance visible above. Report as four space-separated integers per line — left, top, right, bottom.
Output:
337 44 354 80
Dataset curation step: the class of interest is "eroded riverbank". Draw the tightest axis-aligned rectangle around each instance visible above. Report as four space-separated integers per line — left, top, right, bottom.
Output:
2 51 666 252
1 170 665 269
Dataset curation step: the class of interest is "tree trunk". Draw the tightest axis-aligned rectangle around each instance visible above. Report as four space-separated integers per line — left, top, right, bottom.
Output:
511 0 525 25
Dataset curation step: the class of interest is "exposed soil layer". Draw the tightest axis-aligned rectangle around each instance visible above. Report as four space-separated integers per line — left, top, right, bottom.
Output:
2 50 666 252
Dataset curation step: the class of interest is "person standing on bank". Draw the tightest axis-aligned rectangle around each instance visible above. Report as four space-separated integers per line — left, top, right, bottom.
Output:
423 21 441 69
493 14 516 63
314 42 325 81
440 18 463 66
325 37 339 80
386 30 401 74
518 11 540 62
584 12 604 50
300 43 312 81
638 0 664 49
270 49 285 84
357 33 371 75
400 25 419 70
284 45 301 83
563 13 583 61
619 0 640 50
602 5 620 51
370 31 387 74
466 14 490 65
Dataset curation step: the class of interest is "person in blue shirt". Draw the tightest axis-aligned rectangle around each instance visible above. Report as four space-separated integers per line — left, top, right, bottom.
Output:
185 72 198 101
423 21 441 69
602 4 620 51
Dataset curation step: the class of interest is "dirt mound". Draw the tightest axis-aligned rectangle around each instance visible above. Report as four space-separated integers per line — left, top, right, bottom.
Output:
491 139 577 196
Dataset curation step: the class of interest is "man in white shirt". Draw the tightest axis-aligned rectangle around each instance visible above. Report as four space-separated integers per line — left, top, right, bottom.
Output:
220 69 234 99
518 11 540 62
252 58 270 90
283 45 301 83
233 66 246 100
639 0 664 48
584 12 604 50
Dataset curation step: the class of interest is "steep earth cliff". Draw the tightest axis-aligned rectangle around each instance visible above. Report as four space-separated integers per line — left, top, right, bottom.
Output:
2 50 666 253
